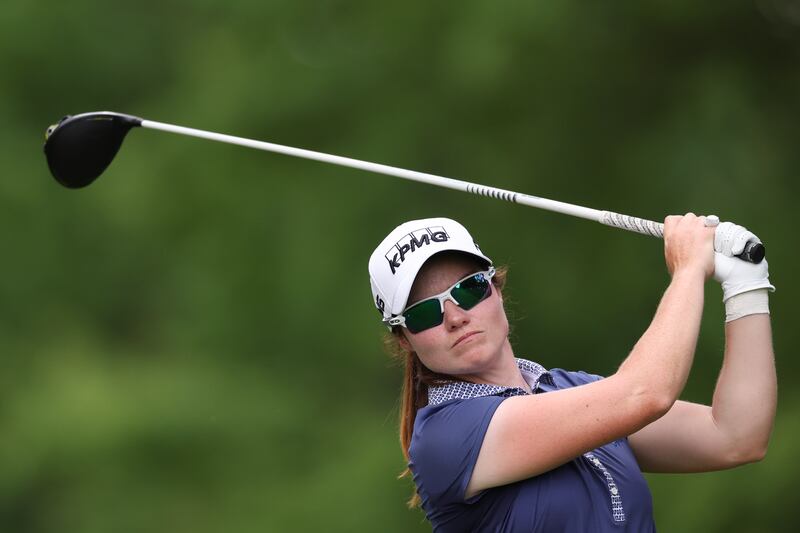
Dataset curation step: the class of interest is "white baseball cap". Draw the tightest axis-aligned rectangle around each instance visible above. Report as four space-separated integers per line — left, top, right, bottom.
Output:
368 217 493 325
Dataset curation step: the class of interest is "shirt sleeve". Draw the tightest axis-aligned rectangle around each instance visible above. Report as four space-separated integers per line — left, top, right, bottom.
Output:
549 368 605 388
408 395 505 507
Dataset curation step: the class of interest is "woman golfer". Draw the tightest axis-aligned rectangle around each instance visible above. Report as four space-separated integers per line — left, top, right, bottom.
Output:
368 215 776 532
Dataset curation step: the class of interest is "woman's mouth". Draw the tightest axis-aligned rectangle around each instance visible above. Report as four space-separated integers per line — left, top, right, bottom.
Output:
453 331 480 348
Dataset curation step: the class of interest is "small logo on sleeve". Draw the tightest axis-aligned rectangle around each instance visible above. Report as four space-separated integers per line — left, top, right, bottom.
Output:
385 226 450 274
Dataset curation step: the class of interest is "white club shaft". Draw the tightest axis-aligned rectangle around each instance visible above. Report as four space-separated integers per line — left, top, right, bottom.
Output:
141 119 664 238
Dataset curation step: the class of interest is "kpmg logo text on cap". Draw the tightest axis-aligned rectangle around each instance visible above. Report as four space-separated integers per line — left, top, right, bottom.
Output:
385 226 450 274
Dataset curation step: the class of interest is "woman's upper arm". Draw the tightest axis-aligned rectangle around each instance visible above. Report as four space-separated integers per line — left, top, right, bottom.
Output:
465 375 665 498
628 400 753 473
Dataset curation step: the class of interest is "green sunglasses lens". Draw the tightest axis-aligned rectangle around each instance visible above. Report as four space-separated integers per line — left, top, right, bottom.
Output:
404 299 444 333
402 272 492 333
451 274 490 310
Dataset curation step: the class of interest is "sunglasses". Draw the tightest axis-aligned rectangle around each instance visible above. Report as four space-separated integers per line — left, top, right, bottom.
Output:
385 267 496 333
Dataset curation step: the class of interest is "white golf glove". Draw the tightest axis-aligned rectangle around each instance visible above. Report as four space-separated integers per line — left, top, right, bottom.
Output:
712 221 775 322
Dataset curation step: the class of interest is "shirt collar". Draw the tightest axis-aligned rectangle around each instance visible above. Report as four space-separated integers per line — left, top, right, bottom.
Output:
427 358 554 406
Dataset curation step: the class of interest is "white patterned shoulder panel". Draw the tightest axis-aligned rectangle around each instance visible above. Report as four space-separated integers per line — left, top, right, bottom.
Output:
427 358 552 405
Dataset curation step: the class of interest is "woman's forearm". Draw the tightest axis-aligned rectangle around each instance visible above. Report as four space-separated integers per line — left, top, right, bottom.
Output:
711 312 777 461
617 269 706 408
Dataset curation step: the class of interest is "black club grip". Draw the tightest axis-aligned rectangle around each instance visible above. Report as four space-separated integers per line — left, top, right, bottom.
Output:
737 241 765 264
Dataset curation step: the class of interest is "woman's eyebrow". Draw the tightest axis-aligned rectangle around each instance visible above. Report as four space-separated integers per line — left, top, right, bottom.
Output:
459 268 476 279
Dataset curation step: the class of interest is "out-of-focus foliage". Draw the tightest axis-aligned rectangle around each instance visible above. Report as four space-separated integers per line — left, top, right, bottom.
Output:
1 1 798 531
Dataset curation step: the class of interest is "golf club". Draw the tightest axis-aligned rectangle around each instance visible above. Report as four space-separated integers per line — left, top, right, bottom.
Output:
43 111 765 263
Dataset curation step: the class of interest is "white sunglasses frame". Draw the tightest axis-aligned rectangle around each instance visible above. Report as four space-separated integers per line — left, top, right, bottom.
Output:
383 266 496 330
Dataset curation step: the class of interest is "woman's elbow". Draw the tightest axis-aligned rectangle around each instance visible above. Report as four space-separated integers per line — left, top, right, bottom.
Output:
726 441 769 467
749 446 768 463
742 443 768 464
614 373 676 425
630 384 674 423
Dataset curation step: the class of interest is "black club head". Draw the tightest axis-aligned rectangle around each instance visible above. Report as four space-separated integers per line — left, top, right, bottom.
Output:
44 111 142 188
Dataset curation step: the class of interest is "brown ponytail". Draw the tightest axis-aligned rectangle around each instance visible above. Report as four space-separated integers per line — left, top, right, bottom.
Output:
384 266 508 508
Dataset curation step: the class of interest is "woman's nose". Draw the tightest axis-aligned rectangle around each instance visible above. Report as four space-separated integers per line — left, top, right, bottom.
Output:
443 300 470 329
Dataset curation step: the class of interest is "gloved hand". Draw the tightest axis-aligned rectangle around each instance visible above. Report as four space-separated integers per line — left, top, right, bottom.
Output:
713 221 775 302
709 220 775 322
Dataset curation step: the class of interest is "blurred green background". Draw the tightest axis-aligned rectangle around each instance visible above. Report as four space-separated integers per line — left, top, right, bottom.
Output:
2 0 798 531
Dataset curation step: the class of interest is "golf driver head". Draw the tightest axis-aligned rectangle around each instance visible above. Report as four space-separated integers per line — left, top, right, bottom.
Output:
44 111 142 188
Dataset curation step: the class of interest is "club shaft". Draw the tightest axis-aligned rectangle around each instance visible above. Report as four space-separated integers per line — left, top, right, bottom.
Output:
141 119 665 238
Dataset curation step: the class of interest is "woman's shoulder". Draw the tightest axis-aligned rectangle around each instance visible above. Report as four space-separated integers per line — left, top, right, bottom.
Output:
409 395 507 504
411 395 506 457
414 394 505 431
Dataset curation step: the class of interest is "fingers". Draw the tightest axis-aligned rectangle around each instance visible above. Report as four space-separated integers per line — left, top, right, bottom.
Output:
662 213 716 278
663 213 712 234
732 229 758 256
714 221 761 257
663 212 705 235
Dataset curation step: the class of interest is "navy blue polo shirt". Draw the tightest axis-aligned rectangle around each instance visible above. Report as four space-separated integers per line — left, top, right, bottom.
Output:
408 358 656 532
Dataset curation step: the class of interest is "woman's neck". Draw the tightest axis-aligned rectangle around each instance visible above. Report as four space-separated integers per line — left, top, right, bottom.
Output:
456 340 532 393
